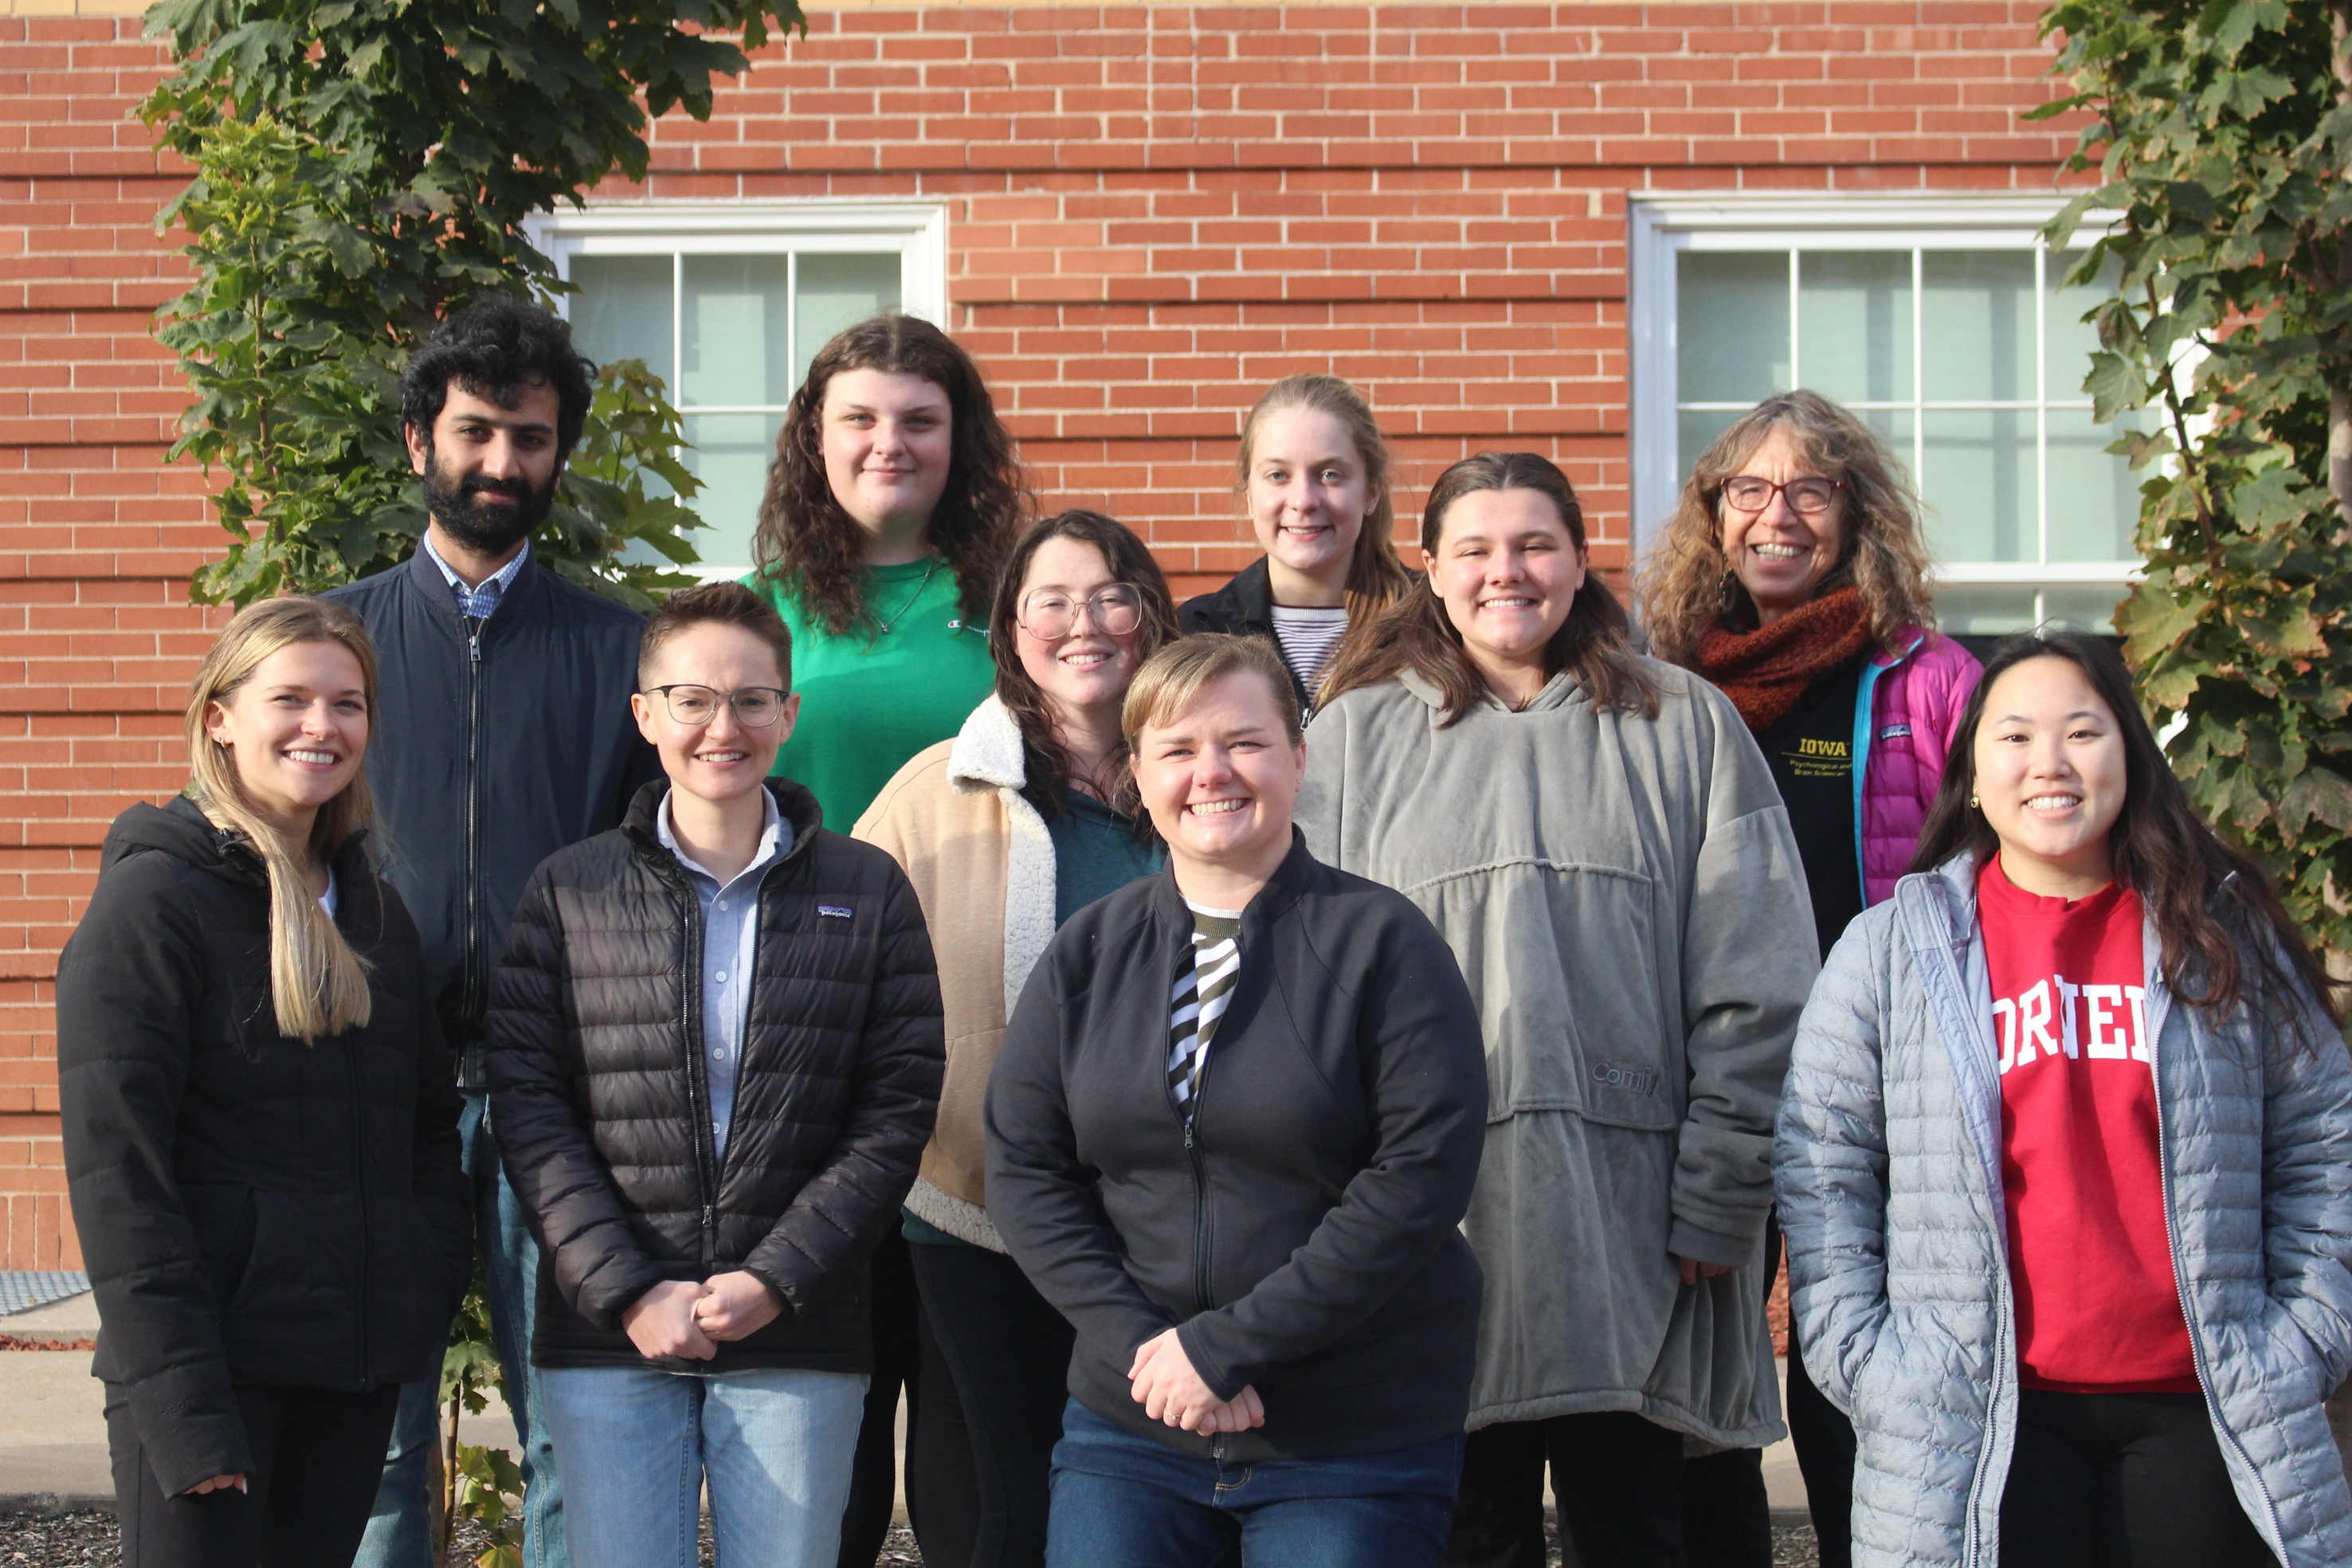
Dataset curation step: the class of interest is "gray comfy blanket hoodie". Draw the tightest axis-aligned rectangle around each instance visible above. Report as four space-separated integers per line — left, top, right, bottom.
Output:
1776 853 2352 1567
1298 661 1817 1446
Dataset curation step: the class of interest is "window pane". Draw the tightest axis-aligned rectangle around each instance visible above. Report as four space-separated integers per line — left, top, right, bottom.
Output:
683 411 785 569
1937 586 2039 636
2045 249 2118 404
1922 408 2033 563
2046 405 2145 562
1797 252 1912 405
570 255 674 382
794 253 903 388
1677 406 1745 484
683 256 795 408
1677 251 1789 406
1921 252 2035 403
2042 586 2124 635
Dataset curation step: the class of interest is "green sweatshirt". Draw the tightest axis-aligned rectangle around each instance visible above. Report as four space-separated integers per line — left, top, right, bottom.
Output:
744 558 996 830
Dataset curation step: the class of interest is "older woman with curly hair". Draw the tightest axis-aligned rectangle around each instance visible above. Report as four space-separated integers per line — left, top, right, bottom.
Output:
1639 390 1980 1568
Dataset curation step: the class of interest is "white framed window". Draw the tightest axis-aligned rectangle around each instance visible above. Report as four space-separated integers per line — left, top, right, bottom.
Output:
1628 193 2139 635
524 201 950 573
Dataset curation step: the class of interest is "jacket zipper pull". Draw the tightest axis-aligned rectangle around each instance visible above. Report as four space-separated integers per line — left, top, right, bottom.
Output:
469 633 480 664
1183 1122 1194 1150
703 1204 714 1232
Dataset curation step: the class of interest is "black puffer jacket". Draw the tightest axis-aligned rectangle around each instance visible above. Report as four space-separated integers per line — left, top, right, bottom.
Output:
487 778 944 1372
57 798 472 1498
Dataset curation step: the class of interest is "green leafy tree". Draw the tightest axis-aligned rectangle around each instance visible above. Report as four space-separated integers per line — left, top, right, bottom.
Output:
143 0 806 603
2034 0 2352 956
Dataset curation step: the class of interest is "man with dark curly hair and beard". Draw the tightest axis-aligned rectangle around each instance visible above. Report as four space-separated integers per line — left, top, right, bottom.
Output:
330 292 661 1568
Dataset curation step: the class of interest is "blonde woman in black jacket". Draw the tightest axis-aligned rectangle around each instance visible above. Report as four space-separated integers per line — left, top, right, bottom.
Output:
985 634 1487 1568
57 596 471 1568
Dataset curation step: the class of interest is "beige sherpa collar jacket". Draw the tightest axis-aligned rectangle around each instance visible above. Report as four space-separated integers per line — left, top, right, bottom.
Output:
855 696 1056 1251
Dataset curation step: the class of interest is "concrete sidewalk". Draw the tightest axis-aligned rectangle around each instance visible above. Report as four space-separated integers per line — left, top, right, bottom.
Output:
0 1290 1812 1528
0 1290 519 1512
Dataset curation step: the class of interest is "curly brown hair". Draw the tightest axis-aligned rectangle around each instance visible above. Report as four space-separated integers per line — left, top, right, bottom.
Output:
990 510 1182 821
1319 453 1659 724
751 314 1028 637
1637 390 1938 669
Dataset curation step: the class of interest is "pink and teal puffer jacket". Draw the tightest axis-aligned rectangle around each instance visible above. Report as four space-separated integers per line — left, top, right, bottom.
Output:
1855 629 1982 907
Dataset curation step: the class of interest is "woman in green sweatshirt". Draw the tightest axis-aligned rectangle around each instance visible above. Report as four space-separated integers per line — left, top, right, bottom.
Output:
744 312 1027 832
742 311 1026 1568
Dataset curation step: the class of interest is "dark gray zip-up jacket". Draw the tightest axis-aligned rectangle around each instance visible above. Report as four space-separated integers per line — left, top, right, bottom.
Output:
58 798 472 1498
487 778 943 1372
327 549 660 1086
985 833 1488 1460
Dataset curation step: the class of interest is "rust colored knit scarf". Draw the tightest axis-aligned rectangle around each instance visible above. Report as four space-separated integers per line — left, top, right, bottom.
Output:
1695 586 1874 734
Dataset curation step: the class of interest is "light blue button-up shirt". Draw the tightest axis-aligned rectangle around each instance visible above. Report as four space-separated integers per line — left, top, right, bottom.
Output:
421 534 530 620
657 788 791 1158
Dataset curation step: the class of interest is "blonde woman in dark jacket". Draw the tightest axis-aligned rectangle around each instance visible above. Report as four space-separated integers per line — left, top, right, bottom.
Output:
58 596 470 1568
987 634 1488 1568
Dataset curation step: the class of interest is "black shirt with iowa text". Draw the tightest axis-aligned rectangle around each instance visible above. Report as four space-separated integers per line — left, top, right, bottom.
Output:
1756 652 1868 958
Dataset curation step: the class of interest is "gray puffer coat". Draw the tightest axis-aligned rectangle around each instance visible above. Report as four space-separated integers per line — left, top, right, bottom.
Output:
1775 852 2352 1567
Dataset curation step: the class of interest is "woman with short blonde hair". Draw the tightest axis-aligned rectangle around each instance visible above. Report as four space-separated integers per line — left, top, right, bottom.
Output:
58 595 469 1568
987 632 1488 1567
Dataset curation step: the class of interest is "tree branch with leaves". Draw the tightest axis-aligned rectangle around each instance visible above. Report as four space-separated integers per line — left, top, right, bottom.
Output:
2036 0 2352 958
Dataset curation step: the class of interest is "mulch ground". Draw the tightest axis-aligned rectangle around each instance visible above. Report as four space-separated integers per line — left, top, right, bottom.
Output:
0 1509 1817 1566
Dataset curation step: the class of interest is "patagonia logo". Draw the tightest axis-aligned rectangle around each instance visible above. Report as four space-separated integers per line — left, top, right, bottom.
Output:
1590 1060 1657 1096
818 904 853 919
1880 723 1912 740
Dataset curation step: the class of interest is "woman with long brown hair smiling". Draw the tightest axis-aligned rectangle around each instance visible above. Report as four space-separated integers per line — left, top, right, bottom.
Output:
743 312 1027 833
742 313 1028 1561
1305 453 1817 1568
58 596 469 1568
1776 631 2352 1568
857 510 1181 1568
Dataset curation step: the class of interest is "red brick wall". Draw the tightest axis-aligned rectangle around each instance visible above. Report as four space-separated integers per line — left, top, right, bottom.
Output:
0 0 2082 1265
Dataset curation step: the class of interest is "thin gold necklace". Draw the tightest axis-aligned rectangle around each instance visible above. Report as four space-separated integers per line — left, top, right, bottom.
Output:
872 555 942 637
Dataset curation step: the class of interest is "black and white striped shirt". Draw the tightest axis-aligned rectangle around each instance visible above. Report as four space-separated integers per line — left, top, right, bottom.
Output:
1167 901 1243 1122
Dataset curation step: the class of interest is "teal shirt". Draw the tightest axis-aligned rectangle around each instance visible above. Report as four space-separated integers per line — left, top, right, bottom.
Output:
1046 790 1164 926
745 559 995 831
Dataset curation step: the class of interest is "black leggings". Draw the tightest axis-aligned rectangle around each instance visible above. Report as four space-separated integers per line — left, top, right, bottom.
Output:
104 1380 402 1568
840 1229 924 1566
1782 1312 1856 1568
1999 1390 2275 1568
1446 1409 1690 1568
906 1237 1076 1568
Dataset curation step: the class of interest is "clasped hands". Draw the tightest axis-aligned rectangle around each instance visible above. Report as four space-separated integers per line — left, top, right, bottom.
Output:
620 1271 783 1361
1127 1327 1264 1435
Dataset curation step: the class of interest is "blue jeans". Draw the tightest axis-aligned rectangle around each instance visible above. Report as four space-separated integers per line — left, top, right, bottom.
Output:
355 1090 566 1568
1045 1400 1463 1568
539 1364 868 1568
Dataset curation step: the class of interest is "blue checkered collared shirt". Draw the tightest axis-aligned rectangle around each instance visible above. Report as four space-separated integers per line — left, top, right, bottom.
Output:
421 533 530 620
657 788 792 1158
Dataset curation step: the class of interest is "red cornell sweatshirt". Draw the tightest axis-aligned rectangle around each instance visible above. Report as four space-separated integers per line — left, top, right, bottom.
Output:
1979 853 2197 1394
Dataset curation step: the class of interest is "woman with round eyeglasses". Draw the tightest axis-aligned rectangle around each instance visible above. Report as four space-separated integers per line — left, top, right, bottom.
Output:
859 511 1182 1568
1638 390 1981 1568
